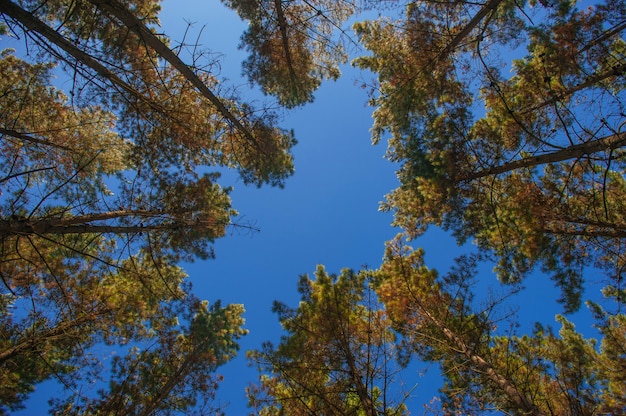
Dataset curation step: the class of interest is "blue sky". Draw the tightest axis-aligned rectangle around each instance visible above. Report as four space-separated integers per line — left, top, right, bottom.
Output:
6 0 607 413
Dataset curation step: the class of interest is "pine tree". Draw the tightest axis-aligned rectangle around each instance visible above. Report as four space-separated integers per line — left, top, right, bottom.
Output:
222 0 357 107
0 0 288 410
354 0 626 311
374 238 626 415
248 266 409 415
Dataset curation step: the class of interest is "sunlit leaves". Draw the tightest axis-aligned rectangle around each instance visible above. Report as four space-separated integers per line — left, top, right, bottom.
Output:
248 266 407 416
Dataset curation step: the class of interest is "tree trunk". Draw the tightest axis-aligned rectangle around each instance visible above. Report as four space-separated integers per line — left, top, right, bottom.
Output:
415 305 547 416
331 290 379 416
438 0 503 62
0 211 186 238
137 343 207 416
273 0 299 92
0 0 163 113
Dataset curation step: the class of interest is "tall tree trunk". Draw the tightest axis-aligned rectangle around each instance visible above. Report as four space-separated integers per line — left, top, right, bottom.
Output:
437 0 503 62
0 0 163 113
0 211 192 238
330 290 379 416
273 0 299 94
138 341 212 416
415 305 546 416
0 0 255 144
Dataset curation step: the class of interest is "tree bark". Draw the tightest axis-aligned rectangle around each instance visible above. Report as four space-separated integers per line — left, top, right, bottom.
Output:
0 211 190 238
273 0 300 94
0 0 256 146
0 128 73 151
437 0 503 62
331 290 378 416
415 305 547 416
138 340 213 416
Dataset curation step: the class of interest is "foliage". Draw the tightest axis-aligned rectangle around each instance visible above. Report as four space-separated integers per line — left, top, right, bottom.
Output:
49 299 247 416
222 0 357 107
0 0 290 411
1 0 295 189
354 0 626 312
247 266 408 415
374 238 626 415
0 226 247 414
2 0 626 414
248 242 626 415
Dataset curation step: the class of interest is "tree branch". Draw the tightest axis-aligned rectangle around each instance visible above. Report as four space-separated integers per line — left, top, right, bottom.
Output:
459 132 626 181
273 0 300 95
0 127 73 151
437 0 503 62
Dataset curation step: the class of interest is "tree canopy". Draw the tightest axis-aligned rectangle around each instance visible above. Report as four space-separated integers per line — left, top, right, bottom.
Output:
1 0 625 414
247 267 408 416
222 0 356 107
0 0 286 411
353 0 626 311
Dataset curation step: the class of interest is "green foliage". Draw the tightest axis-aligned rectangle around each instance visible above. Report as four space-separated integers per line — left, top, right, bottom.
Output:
50 299 247 415
355 0 626 312
223 0 355 107
0 231 248 414
0 0 277 411
2 0 626 414
248 266 408 416
247 245 624 415
374 238 626 415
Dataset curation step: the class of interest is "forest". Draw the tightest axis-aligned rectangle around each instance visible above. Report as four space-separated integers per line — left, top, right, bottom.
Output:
0 0 625 414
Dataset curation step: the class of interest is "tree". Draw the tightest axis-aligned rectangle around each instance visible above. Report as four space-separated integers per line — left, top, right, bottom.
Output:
0 237 193 413
0 0 291 410
49 299 247 416
3 0 625 413
0 0 292 264
0 0 295 188
0 217 250 414
354 0 626 311
374 237 626 415
222 0 357 107
247 266 409 415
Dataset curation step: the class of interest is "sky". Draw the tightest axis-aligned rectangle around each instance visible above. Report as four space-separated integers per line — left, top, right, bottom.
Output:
4 0 607 414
